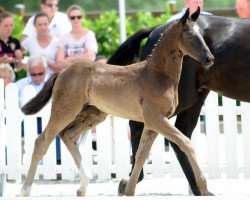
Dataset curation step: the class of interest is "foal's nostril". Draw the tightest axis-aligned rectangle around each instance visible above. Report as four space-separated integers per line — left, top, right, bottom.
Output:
206 55 214 63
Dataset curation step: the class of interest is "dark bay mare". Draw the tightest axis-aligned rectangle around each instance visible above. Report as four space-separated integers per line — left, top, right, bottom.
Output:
20 9 214 196
107 14 250 195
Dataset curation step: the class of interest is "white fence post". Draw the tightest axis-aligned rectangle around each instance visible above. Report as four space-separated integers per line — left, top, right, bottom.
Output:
5 84 21 180
96 116 112 180
113 117 130 179
0 79 4 169
0 79 5 196
151 134 165 178
204 92 220 178
22 86 40 180
39 104 57 180
223 97 238 178
169 116 183 178
241 102 250 178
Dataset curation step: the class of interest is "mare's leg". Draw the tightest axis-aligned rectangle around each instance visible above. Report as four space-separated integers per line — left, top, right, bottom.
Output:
59 105 107 196
172 89 210 195
129 120 144 181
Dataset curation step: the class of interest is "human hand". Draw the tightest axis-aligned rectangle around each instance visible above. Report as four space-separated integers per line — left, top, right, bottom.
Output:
82 49 95 61
0 54 14 63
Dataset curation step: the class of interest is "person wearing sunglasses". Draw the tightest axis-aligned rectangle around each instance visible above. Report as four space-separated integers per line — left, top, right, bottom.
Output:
21 12 61 76
16 55 48 107
56 4 98 68
22 0 71 41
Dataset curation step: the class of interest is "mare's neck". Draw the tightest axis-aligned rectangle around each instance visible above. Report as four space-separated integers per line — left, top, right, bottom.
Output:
147 24 183 85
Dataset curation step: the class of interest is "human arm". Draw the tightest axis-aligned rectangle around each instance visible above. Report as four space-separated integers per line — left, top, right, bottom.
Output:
47 61 65 73
21 16 35 42
56 45 71 68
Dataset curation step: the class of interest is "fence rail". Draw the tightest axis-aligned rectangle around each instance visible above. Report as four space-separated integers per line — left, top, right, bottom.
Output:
0 80 250 183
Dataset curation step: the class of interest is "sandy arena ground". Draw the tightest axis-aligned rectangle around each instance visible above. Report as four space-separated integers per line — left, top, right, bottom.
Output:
1 177 250 199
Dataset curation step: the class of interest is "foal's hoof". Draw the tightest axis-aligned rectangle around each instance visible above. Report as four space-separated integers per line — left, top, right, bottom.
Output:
208 191 215 196
118 179 128 196
76 189 86 197
20 188 31 197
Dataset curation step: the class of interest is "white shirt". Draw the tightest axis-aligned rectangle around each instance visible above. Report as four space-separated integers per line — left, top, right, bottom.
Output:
167 8 212 23
16 74 49 108
21 36 59 76
22 11 72 39
58 30 98 59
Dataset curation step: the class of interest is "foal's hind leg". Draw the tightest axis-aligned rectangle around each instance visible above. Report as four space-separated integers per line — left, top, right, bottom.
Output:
21 96 87 196
59 105 107 196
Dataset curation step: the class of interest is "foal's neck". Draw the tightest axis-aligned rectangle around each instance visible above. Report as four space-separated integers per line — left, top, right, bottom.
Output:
147 24 183 85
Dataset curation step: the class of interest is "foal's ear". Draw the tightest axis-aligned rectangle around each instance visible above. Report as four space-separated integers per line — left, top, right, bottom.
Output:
179 8 189 25
190 7 200 21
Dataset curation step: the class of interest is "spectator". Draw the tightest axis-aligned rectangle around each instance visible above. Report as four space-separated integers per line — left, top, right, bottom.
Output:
21 12 61 76
22 0 71 40
0 63 15 87
56 4 98 68
13 4 26 40
16 55 49 107
236 0 250 18
167 0 212 23
0 8 24 77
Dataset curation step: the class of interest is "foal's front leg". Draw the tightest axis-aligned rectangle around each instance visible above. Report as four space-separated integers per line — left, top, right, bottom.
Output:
119 129 158 196
147 114 208 195
59 105 108 196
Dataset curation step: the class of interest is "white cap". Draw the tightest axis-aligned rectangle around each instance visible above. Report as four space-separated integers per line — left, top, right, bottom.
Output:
15 4 25 9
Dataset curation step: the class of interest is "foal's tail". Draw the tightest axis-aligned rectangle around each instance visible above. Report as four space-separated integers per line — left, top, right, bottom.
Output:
107 27 154 65
21 73 59 115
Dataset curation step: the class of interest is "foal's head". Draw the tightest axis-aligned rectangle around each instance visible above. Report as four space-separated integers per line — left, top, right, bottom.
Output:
176 8 214 69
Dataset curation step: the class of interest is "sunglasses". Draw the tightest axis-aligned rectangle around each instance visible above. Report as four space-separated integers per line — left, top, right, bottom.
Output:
30 71 45 77
69 15 82 20
45 3 58 8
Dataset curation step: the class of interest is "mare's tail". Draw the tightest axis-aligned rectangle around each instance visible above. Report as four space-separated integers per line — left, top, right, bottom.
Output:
21 73 59 115
107 27 154 65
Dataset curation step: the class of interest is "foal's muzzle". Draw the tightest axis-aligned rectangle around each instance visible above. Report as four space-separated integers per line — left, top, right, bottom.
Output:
203 53 214 69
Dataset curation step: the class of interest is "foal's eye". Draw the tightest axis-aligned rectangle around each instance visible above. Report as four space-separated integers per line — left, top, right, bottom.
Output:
185 30 193 37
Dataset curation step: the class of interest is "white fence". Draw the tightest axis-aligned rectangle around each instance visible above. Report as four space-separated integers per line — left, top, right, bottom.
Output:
1 80 250 183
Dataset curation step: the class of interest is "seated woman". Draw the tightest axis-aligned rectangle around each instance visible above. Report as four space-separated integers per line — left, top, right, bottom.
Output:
21 12 61 76
56 4 98 68
0 8 24 80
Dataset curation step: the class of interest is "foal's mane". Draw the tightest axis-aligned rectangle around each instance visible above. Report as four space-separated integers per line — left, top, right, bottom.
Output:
146 20 181 62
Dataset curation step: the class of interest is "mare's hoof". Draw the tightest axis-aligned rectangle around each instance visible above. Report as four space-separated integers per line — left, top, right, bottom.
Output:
208 191 214 196
118 179 128 196
76 189 86 196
